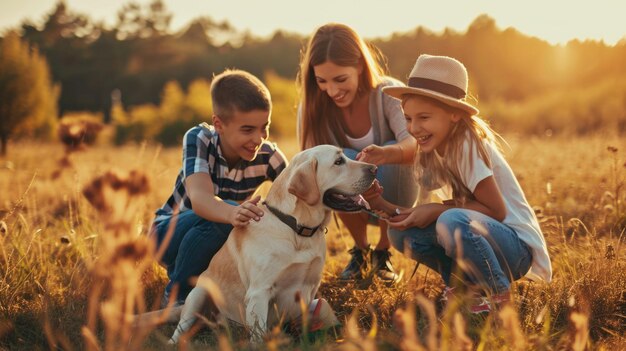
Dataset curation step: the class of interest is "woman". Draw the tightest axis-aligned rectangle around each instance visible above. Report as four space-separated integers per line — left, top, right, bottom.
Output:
296 23 418 284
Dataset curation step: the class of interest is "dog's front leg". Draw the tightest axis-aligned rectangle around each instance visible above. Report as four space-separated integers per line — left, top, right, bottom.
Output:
244 286 272 342
169 286 207 344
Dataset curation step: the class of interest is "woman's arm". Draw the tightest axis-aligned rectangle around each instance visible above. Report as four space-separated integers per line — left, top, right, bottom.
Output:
356 137 416 165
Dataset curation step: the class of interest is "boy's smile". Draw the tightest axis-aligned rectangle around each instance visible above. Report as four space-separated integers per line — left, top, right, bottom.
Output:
214 109 271 168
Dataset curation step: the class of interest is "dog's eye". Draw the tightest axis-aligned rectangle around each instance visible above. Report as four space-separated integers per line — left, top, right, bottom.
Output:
334 157 345 165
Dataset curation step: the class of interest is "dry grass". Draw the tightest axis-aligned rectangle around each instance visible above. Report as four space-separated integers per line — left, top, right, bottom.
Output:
0 134 625 350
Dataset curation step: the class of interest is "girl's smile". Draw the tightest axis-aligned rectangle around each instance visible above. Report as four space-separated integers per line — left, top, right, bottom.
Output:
402 96 460 155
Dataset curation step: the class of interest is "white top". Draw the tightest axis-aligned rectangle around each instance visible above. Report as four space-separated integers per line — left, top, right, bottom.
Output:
438 138 552 283
345 126 375 150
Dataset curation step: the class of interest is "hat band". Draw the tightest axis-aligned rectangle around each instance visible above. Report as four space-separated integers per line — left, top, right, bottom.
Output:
408 77 466 99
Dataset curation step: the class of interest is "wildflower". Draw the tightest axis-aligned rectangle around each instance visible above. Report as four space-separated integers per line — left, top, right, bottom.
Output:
58 117 103 152
82 169 150 231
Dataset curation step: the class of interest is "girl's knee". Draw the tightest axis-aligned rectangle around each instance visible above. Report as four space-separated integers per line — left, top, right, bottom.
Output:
387 229 406 252
435 208 471 254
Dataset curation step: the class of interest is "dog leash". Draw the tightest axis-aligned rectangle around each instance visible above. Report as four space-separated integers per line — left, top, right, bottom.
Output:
262 201 324 237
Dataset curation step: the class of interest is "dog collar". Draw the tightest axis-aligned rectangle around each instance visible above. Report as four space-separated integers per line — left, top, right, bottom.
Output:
262 201 323 237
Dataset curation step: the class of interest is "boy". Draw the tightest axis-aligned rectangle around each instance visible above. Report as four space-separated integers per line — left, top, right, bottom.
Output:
151 69 288 306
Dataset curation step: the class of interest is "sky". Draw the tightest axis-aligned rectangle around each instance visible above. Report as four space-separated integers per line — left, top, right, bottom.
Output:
1 0 625 45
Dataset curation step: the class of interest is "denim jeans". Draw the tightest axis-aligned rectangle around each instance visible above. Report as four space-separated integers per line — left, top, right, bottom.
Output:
154 202 235 301
343 140 417 208
388 208 532 293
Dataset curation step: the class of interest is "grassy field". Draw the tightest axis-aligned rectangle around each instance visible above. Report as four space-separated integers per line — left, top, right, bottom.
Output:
0 133 625 350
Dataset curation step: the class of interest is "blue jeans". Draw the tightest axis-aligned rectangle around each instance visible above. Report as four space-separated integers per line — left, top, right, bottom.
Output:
388 208 532 293
343 140 417 208
153 203 235 301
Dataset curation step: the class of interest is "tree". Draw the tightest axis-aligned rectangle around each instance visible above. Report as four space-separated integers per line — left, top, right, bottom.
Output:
115 0 172 40
0 33 58 156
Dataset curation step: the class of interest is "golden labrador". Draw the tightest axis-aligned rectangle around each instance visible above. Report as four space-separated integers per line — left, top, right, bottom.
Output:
138 145 377 343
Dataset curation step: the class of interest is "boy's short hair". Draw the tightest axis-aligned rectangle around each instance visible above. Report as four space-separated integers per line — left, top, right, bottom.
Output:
211 69 272 122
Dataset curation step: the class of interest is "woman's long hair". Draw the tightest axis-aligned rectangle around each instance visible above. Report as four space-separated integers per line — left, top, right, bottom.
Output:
405 95 505 203
297 23 387 150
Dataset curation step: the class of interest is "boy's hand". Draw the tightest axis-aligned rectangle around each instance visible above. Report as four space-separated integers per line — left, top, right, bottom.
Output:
356 145 386 165
230 195 264 227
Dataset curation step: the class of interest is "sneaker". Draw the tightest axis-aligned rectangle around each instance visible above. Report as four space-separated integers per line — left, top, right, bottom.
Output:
339 246 369 281
469 292 511 314
308 298 341 332
440 286 456 303
440 287 510 314
370 249 400 284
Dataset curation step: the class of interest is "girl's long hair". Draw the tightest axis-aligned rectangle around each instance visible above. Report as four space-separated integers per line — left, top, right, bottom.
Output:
405 95 505 203
297 23 387 150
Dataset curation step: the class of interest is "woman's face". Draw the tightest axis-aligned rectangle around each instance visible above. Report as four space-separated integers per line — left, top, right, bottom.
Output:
313 61 362 108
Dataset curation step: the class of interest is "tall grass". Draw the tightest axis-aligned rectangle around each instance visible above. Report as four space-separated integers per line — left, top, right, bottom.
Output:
0 134 624 350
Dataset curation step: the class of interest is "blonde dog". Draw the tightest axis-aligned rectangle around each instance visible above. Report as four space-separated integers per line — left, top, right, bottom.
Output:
138 145 377 343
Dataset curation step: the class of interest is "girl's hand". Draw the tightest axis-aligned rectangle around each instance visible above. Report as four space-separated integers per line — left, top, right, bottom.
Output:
356 145 386 165
229 195 264 227
442 199 456 206
387 204 444 230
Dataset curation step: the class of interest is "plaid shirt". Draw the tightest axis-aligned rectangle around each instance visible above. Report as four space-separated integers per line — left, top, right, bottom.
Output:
154 123 287 224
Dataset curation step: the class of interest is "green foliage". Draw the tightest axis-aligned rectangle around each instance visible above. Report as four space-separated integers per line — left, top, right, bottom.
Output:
115 0 172 40
0 32 58 155
265 71 298 139
10 3 626 139
113 78 212 146
4 2 626 145
113 103 160 144
112 73 299 145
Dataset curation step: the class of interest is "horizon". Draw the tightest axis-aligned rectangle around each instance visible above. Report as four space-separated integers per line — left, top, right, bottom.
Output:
1 0 625 46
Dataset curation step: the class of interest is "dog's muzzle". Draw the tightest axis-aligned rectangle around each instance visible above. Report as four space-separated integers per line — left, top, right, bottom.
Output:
322 191 369 212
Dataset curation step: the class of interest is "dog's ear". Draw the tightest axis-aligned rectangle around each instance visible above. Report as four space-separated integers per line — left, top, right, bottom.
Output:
288 158 320 206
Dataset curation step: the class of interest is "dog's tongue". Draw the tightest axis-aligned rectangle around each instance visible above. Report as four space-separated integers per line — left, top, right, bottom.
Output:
351 195 370 210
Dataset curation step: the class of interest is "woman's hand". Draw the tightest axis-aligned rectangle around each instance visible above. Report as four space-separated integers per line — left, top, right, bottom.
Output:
356 145 387 165
228 195 264 227
387 203 446 230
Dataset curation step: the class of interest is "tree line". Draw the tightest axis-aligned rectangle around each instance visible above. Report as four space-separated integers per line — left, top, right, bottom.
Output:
1 0 626 154
6 1 625 116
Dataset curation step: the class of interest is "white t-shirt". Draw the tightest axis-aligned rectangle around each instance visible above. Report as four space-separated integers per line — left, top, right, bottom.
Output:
438 138 552 283
345 127 375 150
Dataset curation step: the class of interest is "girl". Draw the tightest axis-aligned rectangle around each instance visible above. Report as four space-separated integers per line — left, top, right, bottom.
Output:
297 23 418 284
373 54 551 312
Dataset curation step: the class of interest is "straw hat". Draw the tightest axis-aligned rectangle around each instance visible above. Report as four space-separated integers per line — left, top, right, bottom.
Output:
383 54 478 115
